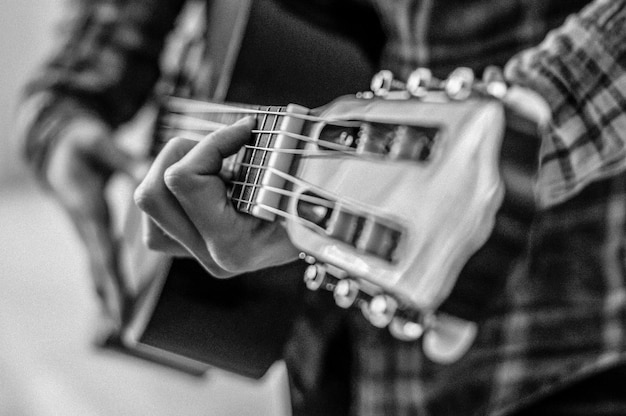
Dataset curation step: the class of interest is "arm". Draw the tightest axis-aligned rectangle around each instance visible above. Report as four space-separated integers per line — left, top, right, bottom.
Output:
20 0 186 175
504 0 626 207
133 0 626 280
15 0 186 340
134 118 300 278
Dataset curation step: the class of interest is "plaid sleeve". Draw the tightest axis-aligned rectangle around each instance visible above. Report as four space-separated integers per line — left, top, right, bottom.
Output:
504 0 626 207
18 0 185 176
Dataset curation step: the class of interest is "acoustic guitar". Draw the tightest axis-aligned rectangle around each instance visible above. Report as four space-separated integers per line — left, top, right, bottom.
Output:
113 0 541 378
153 66 542 365
117 68 541 380
110 0 383 378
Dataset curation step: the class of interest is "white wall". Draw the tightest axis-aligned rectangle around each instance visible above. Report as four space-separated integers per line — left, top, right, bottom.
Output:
0 0 64 184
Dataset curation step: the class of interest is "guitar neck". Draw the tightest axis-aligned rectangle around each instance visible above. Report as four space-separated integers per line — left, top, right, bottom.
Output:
155 99 309 222
228 104 295 221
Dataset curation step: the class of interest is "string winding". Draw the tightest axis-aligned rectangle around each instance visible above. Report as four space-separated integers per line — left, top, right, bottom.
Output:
164 96 361 127
158 98 394 227
162 112 359 155
228 196 327 235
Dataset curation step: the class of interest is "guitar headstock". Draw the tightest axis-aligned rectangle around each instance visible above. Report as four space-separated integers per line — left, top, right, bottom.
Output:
157 67 542 364
282 67 541 363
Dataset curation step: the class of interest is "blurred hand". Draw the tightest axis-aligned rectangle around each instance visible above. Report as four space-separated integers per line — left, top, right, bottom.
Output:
502 84 551 128
45 116 140 341
134 117 300 278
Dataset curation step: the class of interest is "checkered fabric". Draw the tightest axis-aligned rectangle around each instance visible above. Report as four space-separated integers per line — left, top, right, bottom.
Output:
17 0 626 415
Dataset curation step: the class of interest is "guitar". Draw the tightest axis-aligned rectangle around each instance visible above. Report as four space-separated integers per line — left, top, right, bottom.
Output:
111 0 383 378
152 67 542 364
114 0 540 377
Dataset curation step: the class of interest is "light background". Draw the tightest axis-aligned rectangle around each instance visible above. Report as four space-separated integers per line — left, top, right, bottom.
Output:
0 1 289 415
0 0 60 183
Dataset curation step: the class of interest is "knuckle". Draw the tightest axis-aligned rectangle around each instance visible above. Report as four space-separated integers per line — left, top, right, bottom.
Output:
162 136 195 158
210 268 236 279
165 136 187 148
133 183 157 213
162 164 189 193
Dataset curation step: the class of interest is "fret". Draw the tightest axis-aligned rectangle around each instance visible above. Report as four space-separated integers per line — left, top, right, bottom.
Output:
152 101 261 154
233 106 285 214
154 97 308 222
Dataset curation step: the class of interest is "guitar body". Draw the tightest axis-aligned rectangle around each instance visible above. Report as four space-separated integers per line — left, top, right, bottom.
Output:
116 0 381 378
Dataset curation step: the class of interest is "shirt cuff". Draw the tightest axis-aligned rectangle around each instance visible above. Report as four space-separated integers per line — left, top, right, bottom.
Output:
504 0 626 208
16 92 109 185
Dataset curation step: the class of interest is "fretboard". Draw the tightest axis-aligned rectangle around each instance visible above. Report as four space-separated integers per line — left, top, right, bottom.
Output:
230 106 288 215
154 99 300 222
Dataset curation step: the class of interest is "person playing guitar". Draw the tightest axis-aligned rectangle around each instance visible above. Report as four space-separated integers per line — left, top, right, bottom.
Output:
17 0 626 415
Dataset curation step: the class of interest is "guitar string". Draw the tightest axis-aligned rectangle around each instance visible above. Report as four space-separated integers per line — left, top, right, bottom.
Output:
244 107 282 209
159 126 359 158
164 126 359 156
237 105 271 207
229 179 336 212
159 103 388 217
164 96 362 127
161 112 359 154
229 161 390 221
233 162 321 202
228 196 327 234
160 125 390 162
229 181 399 239
153 132 391 227
241 145 348 158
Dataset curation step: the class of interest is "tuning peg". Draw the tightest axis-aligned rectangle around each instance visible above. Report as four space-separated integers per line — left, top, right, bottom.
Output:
422 313 478 364
370 70 407 97
482 65 508 99
388 316 425 341
303 263 334 291
406 68 437 98
333 279 362 308
444 67 475 100
362 294 398 328
299 252 317 265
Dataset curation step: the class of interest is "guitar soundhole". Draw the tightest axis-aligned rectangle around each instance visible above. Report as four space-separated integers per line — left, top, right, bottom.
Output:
296 191 402 263
318 122 439 162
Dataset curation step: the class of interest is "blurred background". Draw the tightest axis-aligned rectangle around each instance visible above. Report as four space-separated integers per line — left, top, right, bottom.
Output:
0 1 290 414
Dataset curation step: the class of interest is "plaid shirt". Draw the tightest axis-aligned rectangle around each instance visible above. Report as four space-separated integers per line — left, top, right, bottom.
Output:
18 0 626 415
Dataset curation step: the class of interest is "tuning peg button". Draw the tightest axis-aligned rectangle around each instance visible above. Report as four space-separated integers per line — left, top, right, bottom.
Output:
362 294 397 328
303 264 328 291
389 316 425 341
422 314 478 364
406 68 436 97
333 279 361 309
482 65 507 98
444 67 475 100
370 70 406 97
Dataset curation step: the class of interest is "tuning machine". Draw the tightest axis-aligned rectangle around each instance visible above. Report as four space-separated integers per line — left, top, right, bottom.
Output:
422 314 478 364
300 254 369 309
371 67 474 100
299 253 477 363
389 315 426 341
370 69 408 97
362 294 397 328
